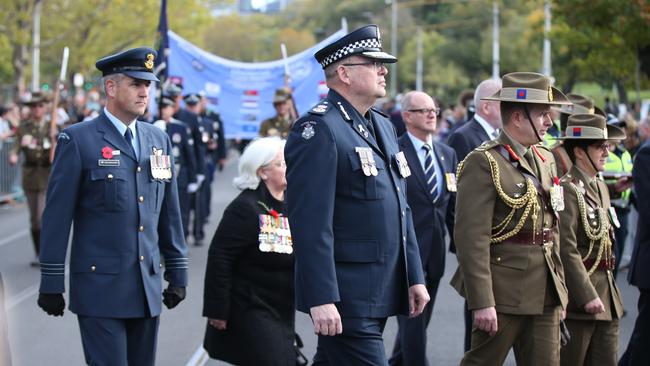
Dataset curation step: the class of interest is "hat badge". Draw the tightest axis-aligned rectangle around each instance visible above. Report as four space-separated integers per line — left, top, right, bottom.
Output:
145 54 154 70
548 86 553 102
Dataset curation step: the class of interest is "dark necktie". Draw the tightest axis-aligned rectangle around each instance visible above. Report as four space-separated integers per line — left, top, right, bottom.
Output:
366 118 376 140
423 144 439 203
124 128 137 159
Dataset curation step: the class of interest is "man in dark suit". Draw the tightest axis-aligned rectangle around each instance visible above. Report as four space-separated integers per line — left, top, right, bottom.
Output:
447 78 502 161
36 47 188 366
619 135 650 366
445 78 502 351
389 91 457 366
285 25 429 365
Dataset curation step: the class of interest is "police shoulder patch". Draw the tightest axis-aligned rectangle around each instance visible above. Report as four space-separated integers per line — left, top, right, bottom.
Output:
309 102 330 115
57 132 70 144
300 120 317 140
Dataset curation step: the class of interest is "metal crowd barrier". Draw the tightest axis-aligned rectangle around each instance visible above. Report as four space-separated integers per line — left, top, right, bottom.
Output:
0 137 23 203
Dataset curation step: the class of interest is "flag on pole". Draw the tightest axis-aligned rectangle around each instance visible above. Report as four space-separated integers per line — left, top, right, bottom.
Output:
154 0 169 80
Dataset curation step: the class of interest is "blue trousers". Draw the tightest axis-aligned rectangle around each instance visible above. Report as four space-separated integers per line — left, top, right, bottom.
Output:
77 315 159 366
312 317 388 366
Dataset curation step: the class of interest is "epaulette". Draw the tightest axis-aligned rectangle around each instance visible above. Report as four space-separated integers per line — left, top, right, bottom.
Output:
535 143 552 153
475 139 500 152
308 101 331 115
371 107 390 118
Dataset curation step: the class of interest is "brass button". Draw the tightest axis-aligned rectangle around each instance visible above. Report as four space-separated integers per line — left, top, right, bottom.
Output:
159 263 163 268
138 225 144 232
396 187 401 192
137 166 142 172
138 196 144 203
107 174 114 180
496 257 501 262
91 265 96 272
401 210 405 217
139 255 144 261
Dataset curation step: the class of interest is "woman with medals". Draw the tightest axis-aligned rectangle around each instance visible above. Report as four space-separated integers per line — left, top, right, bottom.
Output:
202 137 298 366
558 113 628 366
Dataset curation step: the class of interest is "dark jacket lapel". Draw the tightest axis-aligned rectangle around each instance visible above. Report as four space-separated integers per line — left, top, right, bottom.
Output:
95 112 137 161
399 135 429 194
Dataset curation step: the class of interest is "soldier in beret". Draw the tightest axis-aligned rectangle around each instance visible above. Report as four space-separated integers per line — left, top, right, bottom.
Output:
451 72 570 365
557 114 626 366
285 24 428 365
36 47 188 365
9 92 53 266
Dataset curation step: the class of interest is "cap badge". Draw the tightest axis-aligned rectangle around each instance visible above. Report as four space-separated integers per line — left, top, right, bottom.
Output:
145 54 154 70
548 86 553 102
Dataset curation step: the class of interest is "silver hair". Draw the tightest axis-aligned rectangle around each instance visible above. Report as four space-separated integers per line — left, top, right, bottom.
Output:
101 74 124 94
233 137 285 190
473 79 502 112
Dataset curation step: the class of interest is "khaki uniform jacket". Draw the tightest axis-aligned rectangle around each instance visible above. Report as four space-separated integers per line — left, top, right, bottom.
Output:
259 115 291 138
559 166 624 321
451 131 568 315
10 119 52 191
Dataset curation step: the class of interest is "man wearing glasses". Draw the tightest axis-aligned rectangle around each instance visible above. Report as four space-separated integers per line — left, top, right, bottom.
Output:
285 25 429 365
9 92 53 266
389 91 457 366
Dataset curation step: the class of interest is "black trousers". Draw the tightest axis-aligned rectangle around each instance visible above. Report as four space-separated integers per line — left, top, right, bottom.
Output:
619 288 650 366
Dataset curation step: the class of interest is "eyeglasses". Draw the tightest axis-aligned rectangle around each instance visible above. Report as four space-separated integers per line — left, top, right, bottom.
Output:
591 142 611 152
342 61 386 70
408 108 440 116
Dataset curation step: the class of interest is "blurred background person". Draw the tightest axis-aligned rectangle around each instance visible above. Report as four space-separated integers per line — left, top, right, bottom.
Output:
203 137 297 366
8 92 53 266
259 88 294 139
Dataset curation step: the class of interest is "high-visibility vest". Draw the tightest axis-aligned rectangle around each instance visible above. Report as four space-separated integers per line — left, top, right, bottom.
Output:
603 147 633 207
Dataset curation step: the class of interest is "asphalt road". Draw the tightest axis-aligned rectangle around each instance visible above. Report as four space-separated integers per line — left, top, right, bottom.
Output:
0 151 641 365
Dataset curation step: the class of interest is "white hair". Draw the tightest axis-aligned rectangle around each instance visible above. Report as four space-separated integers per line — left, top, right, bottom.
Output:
233 137 285 190
473 78 502 112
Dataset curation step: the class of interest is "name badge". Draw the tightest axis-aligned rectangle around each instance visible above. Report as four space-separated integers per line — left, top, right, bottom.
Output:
150 147 172 180
355 147 378 177
394 151 411 178
98 159 120 167
445 173 457 192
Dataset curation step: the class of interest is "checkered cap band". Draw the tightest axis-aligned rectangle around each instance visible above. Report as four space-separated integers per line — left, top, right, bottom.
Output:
320 38 382 68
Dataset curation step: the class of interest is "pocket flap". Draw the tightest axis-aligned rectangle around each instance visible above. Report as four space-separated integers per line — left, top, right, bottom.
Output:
347 152 385 172
90 168 127 181
71 256 121 274
490 250 529 270
334 240 379 263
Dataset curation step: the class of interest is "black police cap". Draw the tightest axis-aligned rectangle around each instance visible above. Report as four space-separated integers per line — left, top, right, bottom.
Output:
160 97 175 108
314 24 397 69
183 93 202 106
95 47 159 82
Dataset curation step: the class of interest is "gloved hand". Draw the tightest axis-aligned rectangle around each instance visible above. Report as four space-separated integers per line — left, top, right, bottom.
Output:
196 174 205 186
162 286 186 309
37 293 65 316
187 182 199 193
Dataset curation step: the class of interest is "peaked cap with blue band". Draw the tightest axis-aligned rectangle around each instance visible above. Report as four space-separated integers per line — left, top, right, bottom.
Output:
96 47 160 82
314 24 397 69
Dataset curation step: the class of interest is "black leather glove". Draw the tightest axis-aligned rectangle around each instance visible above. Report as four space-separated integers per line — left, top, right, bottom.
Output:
37 293 65 316
162 286 186 309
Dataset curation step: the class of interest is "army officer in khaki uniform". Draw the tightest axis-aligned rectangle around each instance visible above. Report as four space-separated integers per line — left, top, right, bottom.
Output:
259 88 294 138
451 72 570 365
9 92 53 266
558 114 625 366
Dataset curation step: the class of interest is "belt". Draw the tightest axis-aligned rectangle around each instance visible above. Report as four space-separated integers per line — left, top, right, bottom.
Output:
507 228 554 246
583 257 615 271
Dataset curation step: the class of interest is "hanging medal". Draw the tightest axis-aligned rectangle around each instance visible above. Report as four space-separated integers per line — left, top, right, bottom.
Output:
550 176 564 212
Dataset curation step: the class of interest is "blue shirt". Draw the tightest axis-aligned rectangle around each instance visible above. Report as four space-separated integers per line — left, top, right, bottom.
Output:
104 107 139 160
407 131 443 197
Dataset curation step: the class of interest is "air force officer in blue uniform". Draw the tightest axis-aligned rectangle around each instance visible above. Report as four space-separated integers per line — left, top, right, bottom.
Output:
389 91 457 366
285 25 429 365
37 47 188 366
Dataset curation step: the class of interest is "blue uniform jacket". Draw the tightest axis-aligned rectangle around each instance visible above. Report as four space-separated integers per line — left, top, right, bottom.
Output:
166 119 197 188
629 140 650 290
39 113 188 318
398 135 457 282
285 89 425 318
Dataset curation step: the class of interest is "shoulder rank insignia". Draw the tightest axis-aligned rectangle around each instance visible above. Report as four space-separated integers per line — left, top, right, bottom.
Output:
310 102 329 115
337 102 351 121
57 132 70 141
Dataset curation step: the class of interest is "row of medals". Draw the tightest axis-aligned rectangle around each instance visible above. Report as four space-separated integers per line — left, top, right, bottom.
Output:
258 214 293 254
150 147 172 180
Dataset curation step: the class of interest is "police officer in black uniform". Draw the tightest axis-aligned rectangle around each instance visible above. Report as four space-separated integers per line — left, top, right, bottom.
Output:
154 97 198 239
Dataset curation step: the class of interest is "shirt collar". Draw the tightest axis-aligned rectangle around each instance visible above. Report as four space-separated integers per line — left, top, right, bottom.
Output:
474 114 496 137
407 131 432 151
104 107 137 138
500 129 528 158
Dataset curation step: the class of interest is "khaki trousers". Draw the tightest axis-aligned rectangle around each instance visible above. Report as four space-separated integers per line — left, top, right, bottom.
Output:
461 306 561 366
560 318 619 366
25 189 46 231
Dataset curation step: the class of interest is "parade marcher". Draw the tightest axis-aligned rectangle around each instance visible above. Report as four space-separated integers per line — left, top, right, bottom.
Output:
550 93 606 176
203 137 297 366
259 88 295 139
557 114 626 366
619 122 650 366
446 78 502 351
451 72 570 365
183 93 210 246
36 47 188 366
153 97 198 239
199 93 227 223
389 91 457 366
285 24 428 365
8 92 53 266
